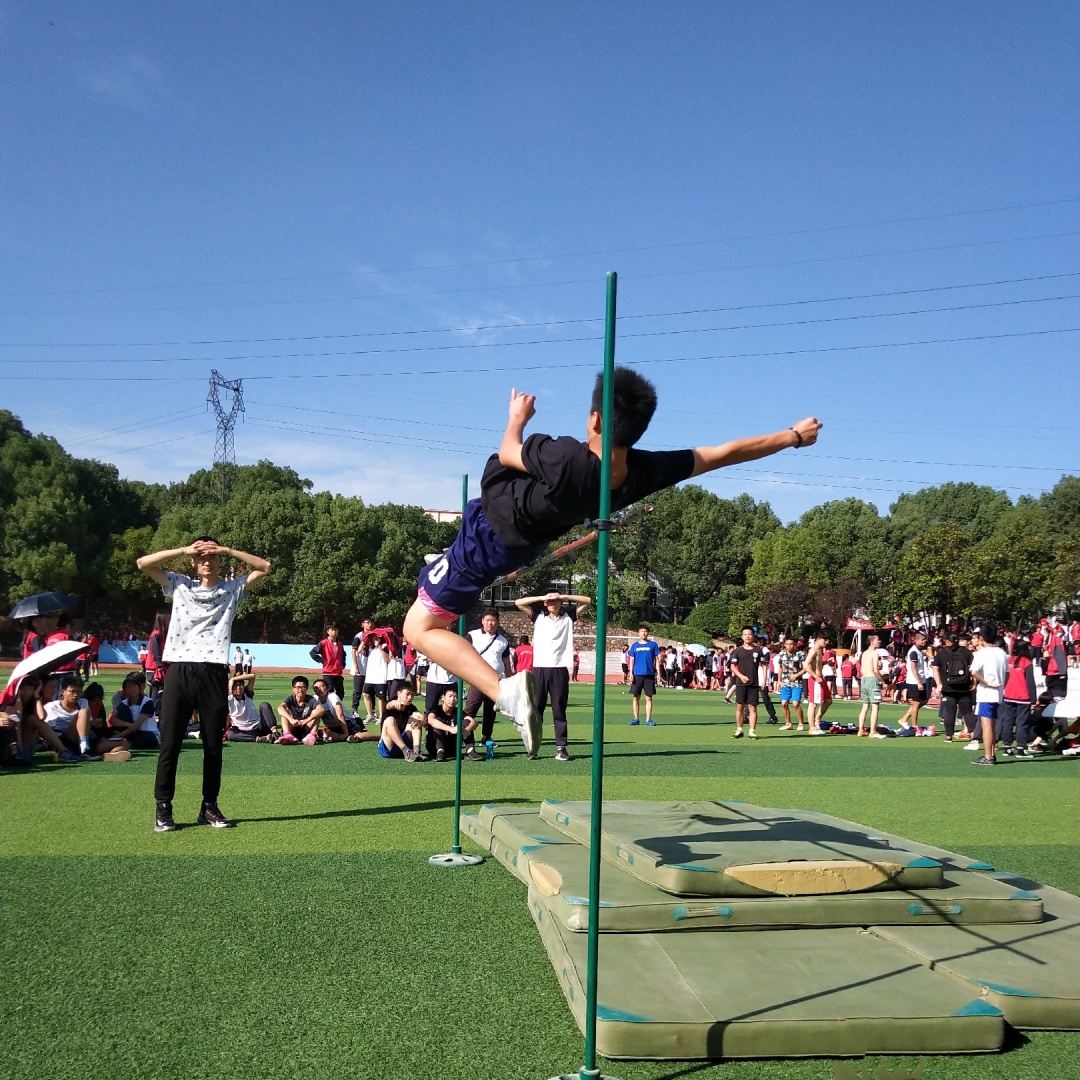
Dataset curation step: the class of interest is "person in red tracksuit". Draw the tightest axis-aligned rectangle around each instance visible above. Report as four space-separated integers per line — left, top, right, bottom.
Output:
311 624 347 698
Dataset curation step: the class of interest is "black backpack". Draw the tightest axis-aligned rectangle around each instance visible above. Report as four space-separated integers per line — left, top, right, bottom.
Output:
943 648 970 692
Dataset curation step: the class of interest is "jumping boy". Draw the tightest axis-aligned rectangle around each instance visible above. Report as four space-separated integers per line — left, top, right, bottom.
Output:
137 537 270 832
403 367 821 755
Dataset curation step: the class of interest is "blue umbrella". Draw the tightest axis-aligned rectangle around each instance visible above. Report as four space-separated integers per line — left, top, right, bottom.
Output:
7 591 79 620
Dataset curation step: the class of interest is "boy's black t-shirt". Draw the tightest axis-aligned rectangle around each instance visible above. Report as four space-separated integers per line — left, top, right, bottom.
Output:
481 434 695 548
731 646 761 687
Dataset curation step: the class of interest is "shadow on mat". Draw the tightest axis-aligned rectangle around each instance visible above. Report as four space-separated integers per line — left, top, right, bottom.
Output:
236 796 533 825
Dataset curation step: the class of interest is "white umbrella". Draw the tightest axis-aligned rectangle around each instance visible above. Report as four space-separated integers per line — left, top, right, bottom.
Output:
685 643 708 656
1 640 90 705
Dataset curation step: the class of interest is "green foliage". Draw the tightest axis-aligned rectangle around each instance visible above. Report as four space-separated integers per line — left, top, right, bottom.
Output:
1041 474 1080 534
887 522 974 619
888 482 1011 551
684 586 747 636
637 621 713 646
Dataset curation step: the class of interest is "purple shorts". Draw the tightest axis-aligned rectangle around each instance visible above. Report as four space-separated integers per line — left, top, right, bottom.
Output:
417 499 541 620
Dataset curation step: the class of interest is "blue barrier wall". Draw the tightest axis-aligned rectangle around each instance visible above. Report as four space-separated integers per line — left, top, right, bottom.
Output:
99 643 323 670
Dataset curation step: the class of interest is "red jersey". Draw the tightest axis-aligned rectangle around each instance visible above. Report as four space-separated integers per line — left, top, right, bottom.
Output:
317 637 346 676
45 628 79 672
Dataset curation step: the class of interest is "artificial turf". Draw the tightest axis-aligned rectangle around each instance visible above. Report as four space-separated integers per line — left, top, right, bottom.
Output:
2 669 1078 1079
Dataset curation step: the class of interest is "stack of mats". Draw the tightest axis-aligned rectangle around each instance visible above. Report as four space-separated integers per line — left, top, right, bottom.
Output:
460 800 1080 1061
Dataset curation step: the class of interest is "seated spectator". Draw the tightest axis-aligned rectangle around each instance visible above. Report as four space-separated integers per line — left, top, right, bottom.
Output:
311 678 353 742
378 680 425 762
277 676 325 746
109 674 162 751
224 672 278 743
425 685 480 762
2 674 78 763
43 675 112 760
111 671 148 714
83 682 132 761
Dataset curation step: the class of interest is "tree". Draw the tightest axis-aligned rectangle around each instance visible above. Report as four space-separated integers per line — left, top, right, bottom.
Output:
685 587 747 637
887 522 974 619
1042 475 1080 536
756 583 812 636
888 483 1011 551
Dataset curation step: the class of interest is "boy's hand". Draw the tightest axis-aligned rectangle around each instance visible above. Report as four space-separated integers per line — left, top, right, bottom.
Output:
508 388 536 427
792 417 822 447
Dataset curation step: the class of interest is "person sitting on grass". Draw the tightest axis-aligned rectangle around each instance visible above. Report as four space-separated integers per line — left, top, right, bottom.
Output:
425 685 481 762
311 678 352 742
403 367 821 757
378 679 426 762
0 675 47 765
277 675 325 746
43 675 104 760
83 682 132 761
224 672 278 743
109 673 162 750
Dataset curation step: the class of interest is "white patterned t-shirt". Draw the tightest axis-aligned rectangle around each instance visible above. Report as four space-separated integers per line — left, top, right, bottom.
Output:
161 572 247 665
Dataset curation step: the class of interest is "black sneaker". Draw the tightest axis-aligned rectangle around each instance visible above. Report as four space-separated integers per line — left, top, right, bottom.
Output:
1001 746 1014 757
154 802 177 832
554 747 573 762
970 755 997 766
464 747 484 762
197 802 235 828
435 748 447 762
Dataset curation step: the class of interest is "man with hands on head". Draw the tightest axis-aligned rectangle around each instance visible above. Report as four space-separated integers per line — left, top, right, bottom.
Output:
137 537 270 833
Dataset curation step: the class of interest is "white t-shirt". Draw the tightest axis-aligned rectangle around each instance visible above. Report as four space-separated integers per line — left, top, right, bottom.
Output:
351 635 367 677
319 691 351 723
467 629 509 676
386 655 406 682
364 645 388 685
532 608 576 669
44 697 87 734
971 646 1008 704
428 660 454 685
905 645 930 685
228 693 260 732
162 572 247 665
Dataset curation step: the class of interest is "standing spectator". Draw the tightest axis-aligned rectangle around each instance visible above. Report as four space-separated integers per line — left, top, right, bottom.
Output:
571 652 580 682
934 630 976 744
1068 618 1080 664
620 646 630 685
350 617 374 720
896 630 931 733
730 626 762 739
20 619 44 659
857 635 886 738
822 648 837 696
243 648 253 674
462 609 511 751
223 672 276 742
232 645 244 675
144 612 169 706
1043 622 1069 698
777 636 806 731
513 635 534 676
970 627 1009 766
310 623 347 699
361 626 391 721
840 654 854 700
515 591 591 761
46 615 80 674
85 631 101 677
137 536 271 831
276 676 326 746
1000 642 1038 758
757 637 780 724
800 633 833 735
385 629 407 699
627 625 661 726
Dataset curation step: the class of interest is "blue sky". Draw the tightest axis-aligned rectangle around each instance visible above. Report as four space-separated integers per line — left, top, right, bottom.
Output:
2 2 1077 521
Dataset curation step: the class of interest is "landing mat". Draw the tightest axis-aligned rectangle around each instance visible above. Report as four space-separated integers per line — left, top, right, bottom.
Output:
540 800 944 896
870 879 1080 1030
517 839 1042 932
530 893 1004 1060
476 804 577 850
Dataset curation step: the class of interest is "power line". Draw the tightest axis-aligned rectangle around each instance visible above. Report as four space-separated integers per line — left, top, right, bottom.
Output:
4 195 1076 299
4 230 1077 318
10 269 1076 348
3 294 1075 367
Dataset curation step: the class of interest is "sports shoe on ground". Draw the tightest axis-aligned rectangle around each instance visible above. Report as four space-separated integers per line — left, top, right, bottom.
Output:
80 751 104 761
871 732 888 739
103 748 132 762
748 730 758 739
1012 748 1035 759
464 747 483 762
1001 746 1014 756
197 802 235 828
402 746 420 762
943 737 953 743
970 755 997 766
554 747 573 762
780 723 793 730
645 718 656 727
154 802 177 832
301 731 318 746
435 748 447 762
495 670 541 756
965 740 982 750
628 718 640 726
1062 746 1080 757
732 729 744 739
277 733 299 745
57 748 83 763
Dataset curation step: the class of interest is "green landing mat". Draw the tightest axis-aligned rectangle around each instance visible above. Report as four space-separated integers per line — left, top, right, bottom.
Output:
514 838 1042 932
476 804 577 850
529 891 1004 1060
540 800 944 897
870 878 1080 1030
459 812 533 886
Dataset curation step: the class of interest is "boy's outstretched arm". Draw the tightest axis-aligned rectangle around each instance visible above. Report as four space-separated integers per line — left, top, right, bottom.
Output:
497 388 536 471
690 417 821 477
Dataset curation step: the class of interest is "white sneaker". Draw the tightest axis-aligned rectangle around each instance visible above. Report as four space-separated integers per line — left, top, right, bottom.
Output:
496 671 541 757
965 740 981 750
748 729 758 739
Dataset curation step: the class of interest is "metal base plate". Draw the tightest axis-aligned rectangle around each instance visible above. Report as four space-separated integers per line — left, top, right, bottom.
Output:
428 852 484 867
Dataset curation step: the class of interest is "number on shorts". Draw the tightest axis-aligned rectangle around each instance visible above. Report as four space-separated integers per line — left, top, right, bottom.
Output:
427 556 449 584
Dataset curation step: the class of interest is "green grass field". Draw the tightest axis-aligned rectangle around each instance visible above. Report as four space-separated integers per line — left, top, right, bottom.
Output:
3 669 1078 1080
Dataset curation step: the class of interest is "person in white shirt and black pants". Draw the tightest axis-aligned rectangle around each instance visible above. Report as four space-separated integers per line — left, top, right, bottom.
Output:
515 591 591 761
